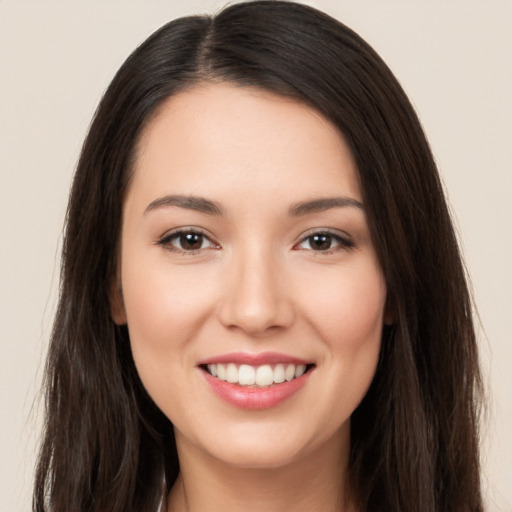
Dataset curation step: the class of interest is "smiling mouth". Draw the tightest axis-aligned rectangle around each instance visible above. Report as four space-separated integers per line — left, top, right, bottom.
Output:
201 363 315 388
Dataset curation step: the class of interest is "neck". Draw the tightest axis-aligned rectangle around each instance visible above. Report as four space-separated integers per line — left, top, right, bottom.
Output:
168 427 356 512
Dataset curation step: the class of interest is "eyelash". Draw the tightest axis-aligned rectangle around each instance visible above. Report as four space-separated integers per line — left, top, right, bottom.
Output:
156 228 220 255
156 228 354 255
294 229 355 254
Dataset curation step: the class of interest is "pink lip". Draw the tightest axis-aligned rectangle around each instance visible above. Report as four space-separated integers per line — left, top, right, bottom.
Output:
199 356 314 410
198 352 314 409
202 371 311 409
198 351 311 366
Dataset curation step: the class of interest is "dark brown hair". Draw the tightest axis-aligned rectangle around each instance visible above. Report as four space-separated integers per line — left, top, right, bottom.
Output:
34 2 483 511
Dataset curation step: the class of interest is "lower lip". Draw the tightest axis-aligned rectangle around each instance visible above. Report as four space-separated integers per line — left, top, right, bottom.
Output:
202 370 312 410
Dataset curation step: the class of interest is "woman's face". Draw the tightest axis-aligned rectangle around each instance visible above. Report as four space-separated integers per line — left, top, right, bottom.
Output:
113 83 388 469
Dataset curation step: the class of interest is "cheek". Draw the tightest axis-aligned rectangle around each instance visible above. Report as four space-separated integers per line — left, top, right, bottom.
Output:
120 258 217 378
299 259 386 403
302 261 386 347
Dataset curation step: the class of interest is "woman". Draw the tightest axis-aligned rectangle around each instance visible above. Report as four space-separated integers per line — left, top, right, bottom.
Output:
33 1 484 511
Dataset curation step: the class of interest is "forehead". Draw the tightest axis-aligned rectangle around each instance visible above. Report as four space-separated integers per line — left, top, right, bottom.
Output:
128 83 361 211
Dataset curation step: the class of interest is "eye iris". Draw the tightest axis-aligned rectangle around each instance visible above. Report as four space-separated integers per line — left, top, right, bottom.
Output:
180 232 203 250
310 234 332 250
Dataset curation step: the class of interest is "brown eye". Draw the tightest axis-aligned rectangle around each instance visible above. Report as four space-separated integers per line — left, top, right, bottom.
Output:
178 232 205 250
296 231 354 252
158 230 217 253
309 234 334 251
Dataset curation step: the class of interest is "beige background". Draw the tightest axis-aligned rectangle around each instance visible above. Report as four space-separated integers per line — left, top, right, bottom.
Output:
1 1 510 510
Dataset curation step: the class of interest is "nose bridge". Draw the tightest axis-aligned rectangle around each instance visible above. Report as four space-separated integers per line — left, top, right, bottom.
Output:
217 240 293 335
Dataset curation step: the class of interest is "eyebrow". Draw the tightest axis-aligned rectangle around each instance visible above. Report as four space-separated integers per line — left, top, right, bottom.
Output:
144 195 224 216
288 196 364 216
143 194 363 217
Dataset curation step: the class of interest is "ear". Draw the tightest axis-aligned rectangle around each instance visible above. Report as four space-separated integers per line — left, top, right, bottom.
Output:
110 281 127 325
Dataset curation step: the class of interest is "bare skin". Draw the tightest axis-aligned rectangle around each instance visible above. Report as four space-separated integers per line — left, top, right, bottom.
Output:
167 423 355 512
114 83 386 512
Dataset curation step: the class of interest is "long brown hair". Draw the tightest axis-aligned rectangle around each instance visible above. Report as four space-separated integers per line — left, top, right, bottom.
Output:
34 2 484 511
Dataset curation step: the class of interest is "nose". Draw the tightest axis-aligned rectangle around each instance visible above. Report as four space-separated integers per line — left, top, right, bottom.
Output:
217 247 295 337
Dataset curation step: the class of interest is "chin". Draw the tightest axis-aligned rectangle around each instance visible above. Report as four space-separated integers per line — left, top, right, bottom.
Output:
190 418 346 471
208 441 305 470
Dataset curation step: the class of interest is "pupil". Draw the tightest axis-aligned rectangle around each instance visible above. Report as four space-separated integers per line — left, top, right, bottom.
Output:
311 234 331 250
181 233 202 250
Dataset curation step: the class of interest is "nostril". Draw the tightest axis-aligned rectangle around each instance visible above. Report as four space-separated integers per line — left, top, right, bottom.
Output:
217 297 295 336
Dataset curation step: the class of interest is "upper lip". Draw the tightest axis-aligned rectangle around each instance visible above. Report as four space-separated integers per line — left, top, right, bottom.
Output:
197 351 313 366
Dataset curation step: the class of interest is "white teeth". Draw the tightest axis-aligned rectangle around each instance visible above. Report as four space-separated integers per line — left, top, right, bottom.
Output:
206 362 310 387
255 365 274 386
295 364 306 378
217 363 226 380
226 363 238 383
285 364 295 381
207 364 217 377
273 364 285 383
238 364 255 385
